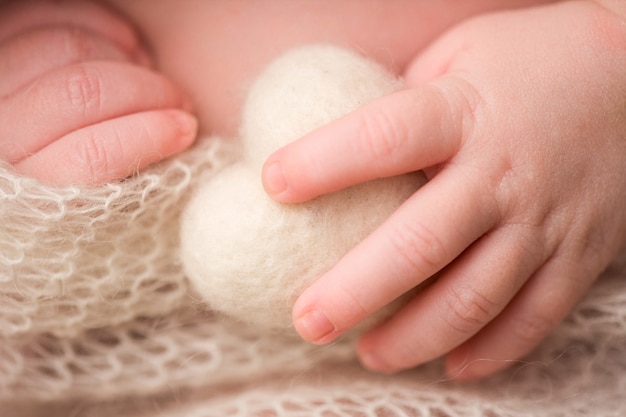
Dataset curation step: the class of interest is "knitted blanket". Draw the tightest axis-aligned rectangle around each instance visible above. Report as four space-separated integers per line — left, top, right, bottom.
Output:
1 45 625 417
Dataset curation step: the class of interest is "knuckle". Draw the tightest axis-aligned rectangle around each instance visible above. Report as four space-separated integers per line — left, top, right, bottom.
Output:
442 285 497 335
73 131 113 183
356 105 408 164
509 312 556 345
387 221 448 278
439 78 479 143
336 280 372 325
64 63 103 115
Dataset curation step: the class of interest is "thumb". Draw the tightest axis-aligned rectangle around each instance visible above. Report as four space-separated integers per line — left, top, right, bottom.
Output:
404 23 469 86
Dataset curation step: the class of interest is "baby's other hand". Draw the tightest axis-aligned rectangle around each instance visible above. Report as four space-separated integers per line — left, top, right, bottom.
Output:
263 1 626 379
0 0 197 186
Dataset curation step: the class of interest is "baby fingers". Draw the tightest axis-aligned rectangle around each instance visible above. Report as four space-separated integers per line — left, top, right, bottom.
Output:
292 165 499 344
0 61 190 164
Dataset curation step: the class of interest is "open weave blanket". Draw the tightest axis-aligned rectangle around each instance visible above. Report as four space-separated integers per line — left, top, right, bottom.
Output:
1 44 625 417
1 132 625 417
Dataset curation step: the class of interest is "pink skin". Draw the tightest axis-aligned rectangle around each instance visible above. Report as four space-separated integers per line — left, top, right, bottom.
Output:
0 0 196 186
107 0 557 138
5 0 622 381
263 0 626 380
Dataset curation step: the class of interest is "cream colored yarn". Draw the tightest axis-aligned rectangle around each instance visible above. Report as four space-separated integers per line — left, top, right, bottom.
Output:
1 44 625 417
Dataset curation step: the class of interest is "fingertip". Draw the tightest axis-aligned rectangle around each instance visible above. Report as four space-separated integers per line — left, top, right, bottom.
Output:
356 326 403 374
292 287 347 344
293 308 341 345
358 348 398 374
166 110 198 151
262 151 314 203
262 158 289 199
131 110 197 174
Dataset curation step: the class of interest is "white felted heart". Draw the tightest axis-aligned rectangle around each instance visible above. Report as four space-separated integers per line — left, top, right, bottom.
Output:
180 45 426 330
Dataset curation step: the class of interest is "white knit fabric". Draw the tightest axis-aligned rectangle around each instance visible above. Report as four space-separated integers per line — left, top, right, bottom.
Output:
1 45 625 417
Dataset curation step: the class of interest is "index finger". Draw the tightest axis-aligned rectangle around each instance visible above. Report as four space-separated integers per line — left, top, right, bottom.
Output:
262 79 477 202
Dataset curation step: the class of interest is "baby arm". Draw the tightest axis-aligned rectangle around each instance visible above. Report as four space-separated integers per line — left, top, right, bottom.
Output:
263 0 626 379
0 0 196 186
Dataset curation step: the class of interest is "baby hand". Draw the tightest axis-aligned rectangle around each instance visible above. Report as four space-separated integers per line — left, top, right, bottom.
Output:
0 0 197 186
262 1 626 379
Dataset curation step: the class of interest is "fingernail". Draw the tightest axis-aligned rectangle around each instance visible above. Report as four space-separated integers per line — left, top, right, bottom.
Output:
263 161 288 195
295 309 336 344
360 351 393 374
170 111 198 145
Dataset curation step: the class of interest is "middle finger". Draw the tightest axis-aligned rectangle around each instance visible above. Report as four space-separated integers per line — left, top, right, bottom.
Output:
0 26 144 97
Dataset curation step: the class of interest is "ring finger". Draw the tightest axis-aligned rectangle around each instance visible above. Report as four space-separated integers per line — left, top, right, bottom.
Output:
357 222 549 373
